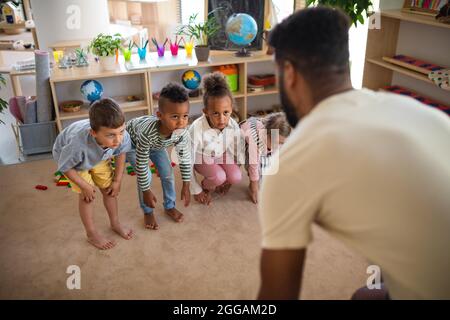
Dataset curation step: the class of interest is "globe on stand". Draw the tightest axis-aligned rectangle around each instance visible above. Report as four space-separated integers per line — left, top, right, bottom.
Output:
225 13 258 57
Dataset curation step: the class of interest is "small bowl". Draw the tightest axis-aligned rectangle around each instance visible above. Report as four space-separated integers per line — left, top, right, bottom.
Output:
60 100 83 113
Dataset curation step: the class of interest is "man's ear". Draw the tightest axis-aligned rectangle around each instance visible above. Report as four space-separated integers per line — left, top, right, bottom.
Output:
89 128 97 137
283 60 297 90
156 110 162 119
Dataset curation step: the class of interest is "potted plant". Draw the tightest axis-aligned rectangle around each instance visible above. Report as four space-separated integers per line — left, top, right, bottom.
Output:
177 10 221 61
306 0 374 26
88 33 122 71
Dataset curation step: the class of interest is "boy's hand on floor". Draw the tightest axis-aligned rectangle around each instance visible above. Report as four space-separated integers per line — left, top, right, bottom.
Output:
249 181 259 204
181 183 191 207
143 190 157 208
81 184 96 203
106 181 121 197
194 190 211 205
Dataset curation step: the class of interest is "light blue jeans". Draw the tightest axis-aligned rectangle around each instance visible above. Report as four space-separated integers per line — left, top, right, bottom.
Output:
126 148 176 215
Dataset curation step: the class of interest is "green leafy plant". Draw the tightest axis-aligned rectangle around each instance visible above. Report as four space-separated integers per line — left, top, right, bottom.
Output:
88 33 122 57
306 0 374 26
176 10 221 46
0 74 8 125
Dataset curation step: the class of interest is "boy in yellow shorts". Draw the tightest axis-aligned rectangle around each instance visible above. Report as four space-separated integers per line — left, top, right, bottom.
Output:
53 98 133 250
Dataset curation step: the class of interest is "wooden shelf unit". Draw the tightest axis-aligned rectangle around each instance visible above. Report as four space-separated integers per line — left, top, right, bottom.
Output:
50 68 151 131
363 9 450 100
50 51 279 132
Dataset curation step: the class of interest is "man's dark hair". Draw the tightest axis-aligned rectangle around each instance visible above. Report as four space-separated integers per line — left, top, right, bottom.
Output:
89 98 125 131
159 82 189 112
269 7 351 84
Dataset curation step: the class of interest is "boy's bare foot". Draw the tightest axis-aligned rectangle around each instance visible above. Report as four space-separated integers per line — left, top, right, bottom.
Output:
111 223 134 240
144 214 159 230
165 208 184 223
87 232 116 250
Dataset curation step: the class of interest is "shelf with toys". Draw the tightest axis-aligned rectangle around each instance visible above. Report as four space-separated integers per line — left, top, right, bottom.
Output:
50 47 281 131
363 3 450 114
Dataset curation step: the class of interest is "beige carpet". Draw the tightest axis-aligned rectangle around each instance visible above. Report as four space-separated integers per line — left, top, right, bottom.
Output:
0 159 368 299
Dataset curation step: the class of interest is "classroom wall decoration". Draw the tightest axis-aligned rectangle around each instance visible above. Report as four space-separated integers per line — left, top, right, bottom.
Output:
207 0 265 51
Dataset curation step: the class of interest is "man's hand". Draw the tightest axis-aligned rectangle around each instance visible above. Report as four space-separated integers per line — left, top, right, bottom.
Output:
181 182 191 207
194 190 211 205
248 180 259 204
106 180 121 197
80 184 96 203
143 189 157 208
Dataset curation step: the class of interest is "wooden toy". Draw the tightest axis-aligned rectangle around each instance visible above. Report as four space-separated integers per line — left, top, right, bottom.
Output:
2 1 25 25
382 55 446 74
384 85 450 115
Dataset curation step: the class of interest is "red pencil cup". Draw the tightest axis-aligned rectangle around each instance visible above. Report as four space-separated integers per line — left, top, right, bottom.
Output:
170 43 179 56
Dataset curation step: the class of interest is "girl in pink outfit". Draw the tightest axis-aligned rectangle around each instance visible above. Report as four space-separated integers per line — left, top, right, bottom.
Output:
240 112 291 204
189 72 244 205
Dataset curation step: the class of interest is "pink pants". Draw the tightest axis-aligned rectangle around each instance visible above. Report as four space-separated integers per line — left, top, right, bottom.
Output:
194 154 242 191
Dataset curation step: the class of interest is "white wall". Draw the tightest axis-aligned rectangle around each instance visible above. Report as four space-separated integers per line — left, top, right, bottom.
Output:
379 0 403 10
30 0 110 51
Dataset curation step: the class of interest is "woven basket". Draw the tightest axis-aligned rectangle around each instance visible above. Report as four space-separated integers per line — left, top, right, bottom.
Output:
60 100 83 113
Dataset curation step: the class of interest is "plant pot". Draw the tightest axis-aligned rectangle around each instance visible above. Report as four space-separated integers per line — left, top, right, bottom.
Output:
195 45 210 62
98 55 116 71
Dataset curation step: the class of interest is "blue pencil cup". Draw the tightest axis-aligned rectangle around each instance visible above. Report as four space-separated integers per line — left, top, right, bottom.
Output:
138 47 147 60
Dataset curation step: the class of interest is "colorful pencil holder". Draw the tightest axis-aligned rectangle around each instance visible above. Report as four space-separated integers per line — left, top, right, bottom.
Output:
122 48 132 62
157 45 165 57
170 43 179 56
185 41 194 57
138 47 147 60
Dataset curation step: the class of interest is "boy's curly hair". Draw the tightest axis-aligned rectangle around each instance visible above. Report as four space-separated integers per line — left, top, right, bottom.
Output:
159 82 189 112
89 98 125 131
202 72 234 109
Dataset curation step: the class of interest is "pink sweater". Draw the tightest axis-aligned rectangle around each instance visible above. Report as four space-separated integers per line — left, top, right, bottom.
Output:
240 118 266 182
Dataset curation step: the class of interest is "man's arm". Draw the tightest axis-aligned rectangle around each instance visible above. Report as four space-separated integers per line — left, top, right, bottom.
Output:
257 248 307 300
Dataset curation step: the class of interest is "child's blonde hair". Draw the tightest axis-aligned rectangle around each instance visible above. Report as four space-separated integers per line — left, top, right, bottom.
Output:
202 72 234 109
261 112 291 137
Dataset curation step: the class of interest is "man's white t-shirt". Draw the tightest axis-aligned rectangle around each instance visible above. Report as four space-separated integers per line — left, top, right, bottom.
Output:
260 89 450 299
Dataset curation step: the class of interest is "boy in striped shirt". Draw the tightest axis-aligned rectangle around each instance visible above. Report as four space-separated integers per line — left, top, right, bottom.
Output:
126 83 191 229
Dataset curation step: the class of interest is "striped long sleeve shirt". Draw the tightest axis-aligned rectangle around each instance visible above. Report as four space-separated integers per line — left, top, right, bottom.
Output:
126 116 191 191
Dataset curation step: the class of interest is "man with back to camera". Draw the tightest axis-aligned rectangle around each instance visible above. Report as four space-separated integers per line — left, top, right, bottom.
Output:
257 7 450 299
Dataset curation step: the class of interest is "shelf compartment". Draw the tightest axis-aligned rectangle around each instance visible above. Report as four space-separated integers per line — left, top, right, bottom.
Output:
247 86 279 97
59 101 149 120
381 10 450 29
366 58 433 84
